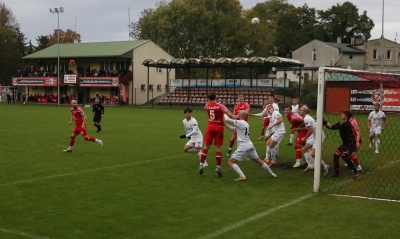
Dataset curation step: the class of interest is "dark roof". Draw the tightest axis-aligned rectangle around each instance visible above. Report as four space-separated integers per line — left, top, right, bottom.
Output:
323 42 365 54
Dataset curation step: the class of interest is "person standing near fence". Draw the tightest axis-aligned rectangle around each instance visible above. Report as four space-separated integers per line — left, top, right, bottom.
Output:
7 92 11 104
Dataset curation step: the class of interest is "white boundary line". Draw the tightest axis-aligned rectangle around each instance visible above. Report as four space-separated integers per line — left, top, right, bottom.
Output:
0 228 50 239
0 155 181 187
197 194 314 239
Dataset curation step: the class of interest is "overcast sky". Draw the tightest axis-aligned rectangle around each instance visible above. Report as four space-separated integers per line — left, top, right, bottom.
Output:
4 0 399 44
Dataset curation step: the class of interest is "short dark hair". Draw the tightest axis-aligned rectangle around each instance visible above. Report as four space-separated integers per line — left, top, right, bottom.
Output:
208 91 216 101
342 109 353 119
285 105 292 110
184 108 192 113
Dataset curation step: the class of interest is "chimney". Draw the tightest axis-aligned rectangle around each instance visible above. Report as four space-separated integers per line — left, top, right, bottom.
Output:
337 37 342 43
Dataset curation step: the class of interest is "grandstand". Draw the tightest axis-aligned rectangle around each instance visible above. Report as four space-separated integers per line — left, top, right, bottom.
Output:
159 87 275 106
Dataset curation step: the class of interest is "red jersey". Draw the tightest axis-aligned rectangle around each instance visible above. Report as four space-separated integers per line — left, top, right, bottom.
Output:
204 101 229 126
286 112 304 128
234 102 250 121
71 106 85 126
350 118 362 143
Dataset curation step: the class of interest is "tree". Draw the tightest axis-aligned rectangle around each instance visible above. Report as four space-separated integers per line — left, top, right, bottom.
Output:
131 0 250 59
35 35 50 51
47 29 81 46
0 2 25 85
316 1 374 43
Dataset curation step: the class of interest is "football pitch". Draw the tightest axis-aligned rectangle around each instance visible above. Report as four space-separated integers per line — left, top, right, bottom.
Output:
0 103 399 239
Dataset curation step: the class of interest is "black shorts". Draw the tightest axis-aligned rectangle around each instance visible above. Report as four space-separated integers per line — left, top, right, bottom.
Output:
93 115 102 123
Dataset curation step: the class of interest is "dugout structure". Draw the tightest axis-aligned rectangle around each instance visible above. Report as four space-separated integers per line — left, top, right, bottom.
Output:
314 67 400 202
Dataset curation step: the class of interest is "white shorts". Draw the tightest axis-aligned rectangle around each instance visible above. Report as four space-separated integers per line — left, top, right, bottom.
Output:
185 136 203 148
231 144 259 161
306 135 314 146
271 132 285 144
312 135 325 149
370 127 382 137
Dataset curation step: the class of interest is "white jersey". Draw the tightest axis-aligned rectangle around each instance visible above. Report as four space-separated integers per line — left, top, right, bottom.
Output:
303 114 316 138
368 110 386 128
225 118 253 146
183 117 202 140
270 111 285 134
272 102 279 112
292 104 299 116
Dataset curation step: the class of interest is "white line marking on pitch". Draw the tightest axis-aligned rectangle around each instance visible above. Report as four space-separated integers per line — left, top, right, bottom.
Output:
0 155 181 187
197 194 314 239
0 228 51 239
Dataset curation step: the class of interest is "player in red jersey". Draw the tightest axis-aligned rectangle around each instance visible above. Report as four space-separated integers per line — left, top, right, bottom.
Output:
227 94 250 157
199 91 235 177
349 114 362 171
63 100 104 152
284 105 308 168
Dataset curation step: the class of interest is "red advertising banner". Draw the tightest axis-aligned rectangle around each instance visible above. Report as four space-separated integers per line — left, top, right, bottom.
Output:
12 77 58 86
350 88 400 111
79 77 119 87
119 84 126 102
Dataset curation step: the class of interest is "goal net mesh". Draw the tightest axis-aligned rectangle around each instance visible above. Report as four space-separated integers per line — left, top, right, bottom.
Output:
318 67 400 201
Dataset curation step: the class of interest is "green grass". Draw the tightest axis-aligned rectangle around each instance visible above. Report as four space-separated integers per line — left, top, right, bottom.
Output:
0 103 400 239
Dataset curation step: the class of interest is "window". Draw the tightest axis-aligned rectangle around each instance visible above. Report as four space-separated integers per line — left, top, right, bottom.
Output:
141 84 145 91
312 49 316 62
100 62 113 71
349 55 353 61
157 84 161 92
373 49 378 60
156 67 162 73
149 84 153 91
387 50 392 60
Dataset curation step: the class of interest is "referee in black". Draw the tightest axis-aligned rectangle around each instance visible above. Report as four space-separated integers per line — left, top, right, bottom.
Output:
323 109 360 179
92 97 104 132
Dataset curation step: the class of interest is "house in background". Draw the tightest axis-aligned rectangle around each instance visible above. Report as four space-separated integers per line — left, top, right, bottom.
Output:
18 40 175 105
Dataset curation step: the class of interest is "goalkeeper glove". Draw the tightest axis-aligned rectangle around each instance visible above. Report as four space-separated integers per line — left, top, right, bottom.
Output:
180 135 187 139
322 118 328 126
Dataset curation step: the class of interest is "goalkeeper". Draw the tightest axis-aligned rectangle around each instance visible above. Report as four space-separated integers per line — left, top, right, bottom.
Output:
180 108 207 167
323 110 360 179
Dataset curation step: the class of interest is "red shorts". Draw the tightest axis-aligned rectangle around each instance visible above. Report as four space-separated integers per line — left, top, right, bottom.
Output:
262 117 269 127
204 124 224 146
73 125 88 136
295 131 308 146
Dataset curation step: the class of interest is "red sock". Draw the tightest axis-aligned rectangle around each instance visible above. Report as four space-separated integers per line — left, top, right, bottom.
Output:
229 139 234 148
70 137 75 147
200 149 208 163
295 145 302 159
216 151 222 166
351 154 360 166
84 136 96 142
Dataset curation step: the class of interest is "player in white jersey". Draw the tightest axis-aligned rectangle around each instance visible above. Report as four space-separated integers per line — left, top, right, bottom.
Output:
180 108 208 167
265 104 285 167
288 97 300 145
224 111 277 181
368 103 387 153
298 105 329 175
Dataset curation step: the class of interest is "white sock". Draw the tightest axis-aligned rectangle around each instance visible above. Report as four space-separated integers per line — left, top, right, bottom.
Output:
231 164 245 177
270 147 277 162
321 160 328 169
304 152 314 168
261 163 274 175
296 159 301 164
228 147 232 151
276 142 280 156
95 139 101 143
197 151 201 158
290 134 294 144
69 146 73 150
375 138 380 150
266 146 270 160
187 148 195 153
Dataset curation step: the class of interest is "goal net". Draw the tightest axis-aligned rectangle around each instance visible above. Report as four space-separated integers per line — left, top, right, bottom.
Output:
314 67 400 202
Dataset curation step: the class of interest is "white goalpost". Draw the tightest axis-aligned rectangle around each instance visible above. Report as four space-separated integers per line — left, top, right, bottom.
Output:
313 67 400 202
